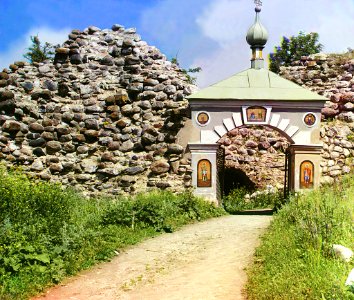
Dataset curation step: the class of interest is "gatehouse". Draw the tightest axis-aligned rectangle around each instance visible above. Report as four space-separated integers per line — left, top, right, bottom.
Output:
187 2 327 203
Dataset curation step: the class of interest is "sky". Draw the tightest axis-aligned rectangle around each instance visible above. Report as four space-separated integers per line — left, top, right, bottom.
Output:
0 0 353 88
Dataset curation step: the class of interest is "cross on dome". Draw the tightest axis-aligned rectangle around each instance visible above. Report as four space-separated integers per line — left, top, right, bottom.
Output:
254 0 262 8
254 0 262 11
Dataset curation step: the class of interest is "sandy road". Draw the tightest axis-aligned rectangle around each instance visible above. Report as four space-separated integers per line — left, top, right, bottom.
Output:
33 214 272 300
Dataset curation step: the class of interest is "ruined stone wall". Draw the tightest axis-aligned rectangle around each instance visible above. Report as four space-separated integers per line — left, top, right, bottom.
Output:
0 25 195 197
280 53 354 183
0 26 353 198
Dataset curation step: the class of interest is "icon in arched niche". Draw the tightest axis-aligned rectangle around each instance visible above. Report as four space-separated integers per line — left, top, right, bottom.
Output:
303 113 317 127
197 159 212 187
246 106 267 122
196 111 210 126
300 160 314 189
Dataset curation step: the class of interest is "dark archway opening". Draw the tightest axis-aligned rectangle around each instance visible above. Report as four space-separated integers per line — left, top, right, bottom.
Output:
223 168 256 196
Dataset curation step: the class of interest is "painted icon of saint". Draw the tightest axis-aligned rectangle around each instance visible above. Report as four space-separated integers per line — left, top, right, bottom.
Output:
303 164 311 188
201 163 208 181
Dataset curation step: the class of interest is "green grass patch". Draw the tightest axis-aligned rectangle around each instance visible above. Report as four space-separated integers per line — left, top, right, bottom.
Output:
0 166 225 299
222 187 284 213
246 174 354 299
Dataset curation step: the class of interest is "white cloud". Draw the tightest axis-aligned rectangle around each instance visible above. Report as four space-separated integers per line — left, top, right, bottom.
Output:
0 27 69 70
192 0 354 87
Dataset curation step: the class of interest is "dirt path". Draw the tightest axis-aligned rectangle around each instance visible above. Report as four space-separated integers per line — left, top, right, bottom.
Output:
33 215 272 300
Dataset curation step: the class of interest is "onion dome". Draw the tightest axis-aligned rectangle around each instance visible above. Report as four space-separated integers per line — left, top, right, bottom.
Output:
246 4 268 69
246 7 268 48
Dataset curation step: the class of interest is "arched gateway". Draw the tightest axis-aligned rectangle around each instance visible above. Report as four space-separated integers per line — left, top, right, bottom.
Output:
187 2 327 203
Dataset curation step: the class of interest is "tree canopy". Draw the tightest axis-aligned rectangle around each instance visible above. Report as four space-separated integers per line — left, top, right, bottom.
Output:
23 35 56 64
269 32 323 73
171 57 201 85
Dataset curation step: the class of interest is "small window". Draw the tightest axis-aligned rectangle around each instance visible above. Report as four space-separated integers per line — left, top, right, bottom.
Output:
197 159 212 187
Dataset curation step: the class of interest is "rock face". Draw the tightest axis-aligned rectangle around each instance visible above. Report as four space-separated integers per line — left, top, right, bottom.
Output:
0 25 196 197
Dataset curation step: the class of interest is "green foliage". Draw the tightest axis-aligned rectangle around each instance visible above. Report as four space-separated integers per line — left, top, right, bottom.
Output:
171 56 201 84
222 188 283 213
102 190 225 232
0 167 224 299
23 35 56 63
246 174 354 299
269 32 323 73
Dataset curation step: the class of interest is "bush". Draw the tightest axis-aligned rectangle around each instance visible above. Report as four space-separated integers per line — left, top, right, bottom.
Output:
0 167 225 299
246 174 354 299
269 32 323 73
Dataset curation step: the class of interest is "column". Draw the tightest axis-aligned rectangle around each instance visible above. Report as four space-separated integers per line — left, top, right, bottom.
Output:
288 144 323 192
188 143 220 204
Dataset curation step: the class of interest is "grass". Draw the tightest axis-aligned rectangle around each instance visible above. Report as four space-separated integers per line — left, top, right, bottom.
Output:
246 173 354 299
222 187 284 213
0 166 225 299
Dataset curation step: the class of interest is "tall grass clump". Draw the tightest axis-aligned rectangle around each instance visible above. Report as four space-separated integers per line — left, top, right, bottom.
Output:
0 166 225 299
246 173 354 299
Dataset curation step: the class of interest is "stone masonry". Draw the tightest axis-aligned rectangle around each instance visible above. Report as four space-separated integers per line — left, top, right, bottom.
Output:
0 25 196 197
0 24 353 197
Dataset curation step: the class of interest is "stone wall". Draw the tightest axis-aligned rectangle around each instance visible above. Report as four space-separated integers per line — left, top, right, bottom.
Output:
218 126 289 190
280 53 354 183
0 25 196 197
280 53 354 121
0 25 353 197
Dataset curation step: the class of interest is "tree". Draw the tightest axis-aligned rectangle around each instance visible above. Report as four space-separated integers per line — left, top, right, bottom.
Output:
23 35 56 63
171 56 201 85
269 32 323 73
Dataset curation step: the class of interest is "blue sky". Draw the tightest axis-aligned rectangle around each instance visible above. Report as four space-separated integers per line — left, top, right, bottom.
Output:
0 0 354 87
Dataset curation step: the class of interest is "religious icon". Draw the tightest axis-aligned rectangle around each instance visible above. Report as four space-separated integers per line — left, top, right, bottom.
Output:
300 161 314 189
246 106 266 122
197 159 212 187
197 112 210 126
303 113 316 127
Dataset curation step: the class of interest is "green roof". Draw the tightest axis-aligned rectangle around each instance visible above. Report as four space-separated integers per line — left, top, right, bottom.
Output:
188 68 327 101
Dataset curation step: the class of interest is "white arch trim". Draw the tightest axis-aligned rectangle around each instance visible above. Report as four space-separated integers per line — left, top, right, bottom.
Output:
200 113 299 144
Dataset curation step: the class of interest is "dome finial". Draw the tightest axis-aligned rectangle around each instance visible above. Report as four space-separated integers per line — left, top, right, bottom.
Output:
255 0 262 12
246 0 268 69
